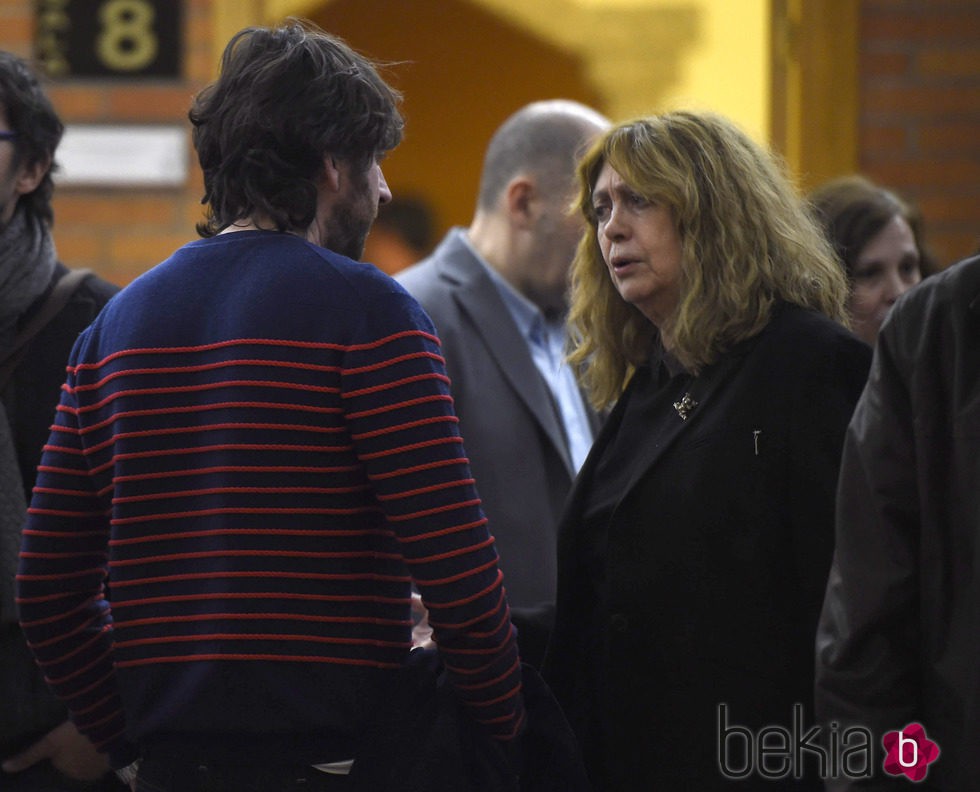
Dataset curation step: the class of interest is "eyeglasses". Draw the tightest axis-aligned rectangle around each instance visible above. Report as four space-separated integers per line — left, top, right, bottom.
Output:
0 131 17 142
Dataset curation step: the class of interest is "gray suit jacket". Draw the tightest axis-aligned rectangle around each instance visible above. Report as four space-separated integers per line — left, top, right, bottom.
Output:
397 229 599 665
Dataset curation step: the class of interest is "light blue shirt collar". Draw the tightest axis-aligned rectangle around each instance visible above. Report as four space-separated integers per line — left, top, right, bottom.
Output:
459 231 593 472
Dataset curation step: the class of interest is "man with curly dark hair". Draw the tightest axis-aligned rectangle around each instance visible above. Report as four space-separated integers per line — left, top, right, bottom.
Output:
16 22 525 792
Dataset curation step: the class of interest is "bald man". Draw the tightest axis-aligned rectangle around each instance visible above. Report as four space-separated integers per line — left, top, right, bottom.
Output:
397 100 609 666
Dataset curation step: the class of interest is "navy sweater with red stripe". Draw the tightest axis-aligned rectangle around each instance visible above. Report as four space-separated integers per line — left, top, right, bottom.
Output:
16 231 525 767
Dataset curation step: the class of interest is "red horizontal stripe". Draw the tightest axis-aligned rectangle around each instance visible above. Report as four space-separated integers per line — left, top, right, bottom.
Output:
72 692 116 718
370 456 468 480
33 486 100 498
40 443 84 457
386 498 481 522
424 570 503 610
349 414 457 441
358 435 462 461
115 632 407 649
36 465 90 477
109 463 360 488
115 653 403 670
68 331 441 373
92 442 355 475
375 477 475 502
17 566 107 582
344 350 444 375
108 570 412 588
20 550 108 561
110 504 379 526
412 557 499 588
77 705 121 733
92 724 128 753
345 394 452 420
409 535 494 565
112 483 371 505
342 372 449 399
29 615 102 650
73 421 347 456
388 517 487 544
45 644 113 686
71 380 341 415
38 626 107 666
59 400 344 432
455 656 522 692
72 358 343 394
110 591 410 609
116 612 411 629
434 590 507 631
16 594 106 627
109 548 402 567
27 507 109 519
22 528 110 539
108 526 391 547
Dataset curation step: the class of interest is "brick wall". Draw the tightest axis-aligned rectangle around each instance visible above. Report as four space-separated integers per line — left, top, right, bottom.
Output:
860 0 980 268
1 0 213 286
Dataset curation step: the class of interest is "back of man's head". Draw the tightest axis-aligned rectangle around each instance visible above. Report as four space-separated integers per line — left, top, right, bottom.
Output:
190 20 403 237
0 51 64 228
475 99 608 214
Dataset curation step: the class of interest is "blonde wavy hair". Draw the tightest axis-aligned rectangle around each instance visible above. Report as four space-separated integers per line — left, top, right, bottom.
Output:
567 111 849 410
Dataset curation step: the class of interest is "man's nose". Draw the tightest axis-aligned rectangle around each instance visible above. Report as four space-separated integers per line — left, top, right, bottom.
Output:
377 167 392 206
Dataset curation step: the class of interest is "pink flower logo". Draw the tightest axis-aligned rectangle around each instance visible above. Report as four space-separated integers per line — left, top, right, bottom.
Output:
882 723 940 782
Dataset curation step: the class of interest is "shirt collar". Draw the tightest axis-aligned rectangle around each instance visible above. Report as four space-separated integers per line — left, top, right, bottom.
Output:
460 230 546 342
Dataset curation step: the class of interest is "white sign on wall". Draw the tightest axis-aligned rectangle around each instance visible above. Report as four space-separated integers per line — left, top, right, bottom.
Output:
55 125 188 188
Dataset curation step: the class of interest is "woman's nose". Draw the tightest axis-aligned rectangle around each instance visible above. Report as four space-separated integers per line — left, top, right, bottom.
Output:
882 270 908 305
603 206 627 240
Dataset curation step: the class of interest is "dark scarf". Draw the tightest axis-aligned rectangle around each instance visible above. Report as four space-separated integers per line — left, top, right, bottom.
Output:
1 206 58 346
1 207 57 623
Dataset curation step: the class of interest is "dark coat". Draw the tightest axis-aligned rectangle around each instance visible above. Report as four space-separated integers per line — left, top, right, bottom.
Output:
0 264 119 772
397 229 601 666
5 263 119 499
816 255 980 791
1 263 117 758
544 303 871 791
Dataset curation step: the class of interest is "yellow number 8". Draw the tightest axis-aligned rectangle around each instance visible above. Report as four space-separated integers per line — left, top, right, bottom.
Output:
96 0 157 72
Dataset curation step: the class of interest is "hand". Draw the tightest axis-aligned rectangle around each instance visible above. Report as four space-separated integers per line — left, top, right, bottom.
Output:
1 720 109 782
411 592 434 649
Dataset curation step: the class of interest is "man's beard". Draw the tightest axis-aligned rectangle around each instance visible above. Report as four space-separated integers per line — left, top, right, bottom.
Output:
326 197 374 261
320 165 376 261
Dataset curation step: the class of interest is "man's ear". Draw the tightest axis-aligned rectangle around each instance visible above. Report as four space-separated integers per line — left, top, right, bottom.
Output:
14 156 49 198
321 155 342 193
504 175 537 230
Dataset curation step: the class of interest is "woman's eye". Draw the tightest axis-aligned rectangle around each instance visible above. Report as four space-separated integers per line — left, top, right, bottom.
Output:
592 204 610 222
853 265 882 281
900 258 920 277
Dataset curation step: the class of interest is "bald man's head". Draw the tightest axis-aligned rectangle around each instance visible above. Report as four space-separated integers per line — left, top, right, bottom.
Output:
475 100 609 214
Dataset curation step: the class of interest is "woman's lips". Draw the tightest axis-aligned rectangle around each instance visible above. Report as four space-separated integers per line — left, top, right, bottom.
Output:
611 257 639 275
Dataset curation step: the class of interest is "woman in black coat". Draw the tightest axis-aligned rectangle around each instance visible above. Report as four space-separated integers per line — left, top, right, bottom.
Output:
542 112 872 791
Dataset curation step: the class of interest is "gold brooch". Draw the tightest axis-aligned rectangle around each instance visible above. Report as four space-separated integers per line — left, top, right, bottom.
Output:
673 392 698 421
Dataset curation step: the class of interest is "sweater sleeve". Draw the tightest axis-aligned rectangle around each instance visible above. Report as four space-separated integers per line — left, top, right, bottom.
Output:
16 334 140 768
339 292 525 741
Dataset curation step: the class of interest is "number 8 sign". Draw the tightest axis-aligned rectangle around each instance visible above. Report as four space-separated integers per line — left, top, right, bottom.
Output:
34 0 182 80
97 0 159 72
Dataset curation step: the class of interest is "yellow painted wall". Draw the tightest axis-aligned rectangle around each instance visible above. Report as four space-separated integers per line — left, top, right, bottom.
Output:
219 0 771 238
646 0 769 144
228 0 769 141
